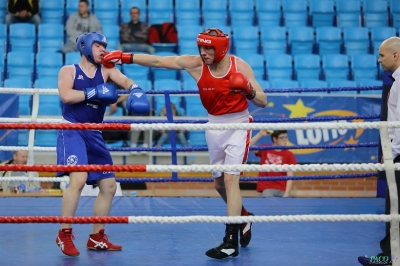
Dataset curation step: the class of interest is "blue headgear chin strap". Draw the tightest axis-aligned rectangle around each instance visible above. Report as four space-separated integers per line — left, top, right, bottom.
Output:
76 32 107 65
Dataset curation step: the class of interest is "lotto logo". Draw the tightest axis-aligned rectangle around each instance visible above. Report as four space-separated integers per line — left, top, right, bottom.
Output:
102 86 109 94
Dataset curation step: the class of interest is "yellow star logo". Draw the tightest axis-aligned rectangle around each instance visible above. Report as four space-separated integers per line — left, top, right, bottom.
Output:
344 136 359 151
267 102 274 107
283 99 315 118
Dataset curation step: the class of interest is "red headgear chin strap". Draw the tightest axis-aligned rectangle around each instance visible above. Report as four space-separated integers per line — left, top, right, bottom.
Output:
196 28 230 62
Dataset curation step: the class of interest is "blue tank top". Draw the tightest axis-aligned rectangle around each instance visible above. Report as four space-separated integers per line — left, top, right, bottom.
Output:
62 64 107 123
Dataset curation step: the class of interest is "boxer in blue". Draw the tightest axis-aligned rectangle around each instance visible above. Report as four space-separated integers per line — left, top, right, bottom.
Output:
55 32 150 257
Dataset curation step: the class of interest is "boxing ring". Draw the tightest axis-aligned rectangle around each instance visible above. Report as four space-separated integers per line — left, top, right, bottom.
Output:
0 86 399 265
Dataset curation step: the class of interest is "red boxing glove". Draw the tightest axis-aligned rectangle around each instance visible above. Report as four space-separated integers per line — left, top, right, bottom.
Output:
101 50 133 68
229 72 256 100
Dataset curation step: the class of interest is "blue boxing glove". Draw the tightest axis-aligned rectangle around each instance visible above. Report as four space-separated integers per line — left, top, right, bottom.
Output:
127 84 150 115
83 83 118 104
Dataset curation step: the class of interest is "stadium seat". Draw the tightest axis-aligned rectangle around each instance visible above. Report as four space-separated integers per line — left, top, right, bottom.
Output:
232 26 259 55
36 52 63 79
255 0 281 27
294 54 321 81
322 54 349 81
38 24 64 53
202 0 228 26
37 94 62 116
9 23 36 52
178 25 204 54
390 0 400 28
93 0 119 25
121 0 147 23
329 80 358 94
336 0 361 28
362 0 389 28
260 27 287 55
358 79 383 95
300 80 329 94
0 52 4 80
282 0 308 27
371 27 396 55
153 96 183 116
66 0 88 17
40 1 64 24
270 80 299 89
265 54 293 81
34 77 58 89
65 52 82 65
309 0 335 27
316 27 342 55
123 64 149 80
35 130 57 146
185 96 208 116
152 52 179 80
148 0 173 24
4 78 32 115
0 23 6 53
0 1 6 24
133 79 152 91
18 130 28 146
343 27 370 56
188 131 207 146
175 0 200 25
288 27 315 55
259 80 270 89
154 80 181 91
351 54 378 81
7 52 34 80
102 25 120 50
229 0 255 27
239 54 265 80
182 79 197 90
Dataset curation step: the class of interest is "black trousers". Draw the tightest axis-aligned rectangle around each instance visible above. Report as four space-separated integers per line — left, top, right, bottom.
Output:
380 155 400 256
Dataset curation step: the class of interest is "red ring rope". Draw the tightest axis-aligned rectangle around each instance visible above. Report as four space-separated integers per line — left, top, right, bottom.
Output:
0 164 147 172
0 216 129 223
0 123 131 130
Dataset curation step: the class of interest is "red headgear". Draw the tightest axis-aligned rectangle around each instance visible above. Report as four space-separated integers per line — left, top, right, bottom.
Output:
197 28 230 62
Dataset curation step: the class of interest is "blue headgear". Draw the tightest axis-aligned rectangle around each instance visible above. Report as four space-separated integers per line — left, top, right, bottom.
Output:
76 32 107 64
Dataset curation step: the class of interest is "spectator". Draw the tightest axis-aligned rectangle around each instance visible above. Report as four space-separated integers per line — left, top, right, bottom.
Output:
0 150 40 192
155 103 188 147
250 130 296 197
62 0 102 53
119 7 155 54
5 0 41 27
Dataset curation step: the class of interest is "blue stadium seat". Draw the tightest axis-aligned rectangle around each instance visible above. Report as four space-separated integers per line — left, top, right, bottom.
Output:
102 25 120 50
260 27 287 55
154 96 183 116
265 54 293 81
175 0 200 25
270 80 299 89
309 0 335 27
300 80 329 94
0 23 6 53
351 54 378 81
18 130 28 146
0 1 6 24
40 1 64 24
229 0 254 27
185 96 208 116
177 25 204 54
188 131 207 146
123 64 149 80
239 54 265 80
37 94 62 116
316 27 342 55
148 0 173 24
38 24 64 53
7 52 34 80
4 78 32 115
202 0 228 26
343 27 370 56
232 26 259 55
358 79 382 95
288 27 315 55
66 0 89 17
154 80 181 91
36 52 63 79
390 0 400 28
329 80 358 94
121 0 147 23
336 0 361 28
294 54 321 81
322 54 349 81
255 0 281 27
152 52 179 80
134 79 152 91
362 0 389 28
65 52 82 65
9 23 36 52
93 0 119 25
182 79 197 90
282 0 308 27
371 27 396 55
181 70 193 81
258 80 270 89
35 130 57 146
34 77 58 89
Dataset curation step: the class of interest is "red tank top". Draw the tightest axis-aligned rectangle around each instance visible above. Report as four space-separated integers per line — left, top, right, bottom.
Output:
197 55 249 115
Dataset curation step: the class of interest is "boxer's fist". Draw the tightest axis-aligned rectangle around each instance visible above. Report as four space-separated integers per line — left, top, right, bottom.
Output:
102 50 133 68
83 83 118 104
229 72 256 100
127 84 150 115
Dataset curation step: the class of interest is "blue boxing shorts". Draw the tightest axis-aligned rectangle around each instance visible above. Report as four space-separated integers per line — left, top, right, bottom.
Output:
56 129 115 185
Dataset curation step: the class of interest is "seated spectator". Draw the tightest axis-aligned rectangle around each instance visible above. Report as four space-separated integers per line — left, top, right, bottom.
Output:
155 103 188 147
250 130 297 197
119 7 155 54
5 0 41 27
62 0 102 53
0 150 40 192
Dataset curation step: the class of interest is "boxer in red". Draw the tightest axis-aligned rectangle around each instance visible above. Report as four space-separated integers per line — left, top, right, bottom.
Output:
101 28 267 259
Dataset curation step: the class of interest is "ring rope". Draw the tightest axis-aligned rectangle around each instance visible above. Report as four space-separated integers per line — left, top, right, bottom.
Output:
0 214 394 224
